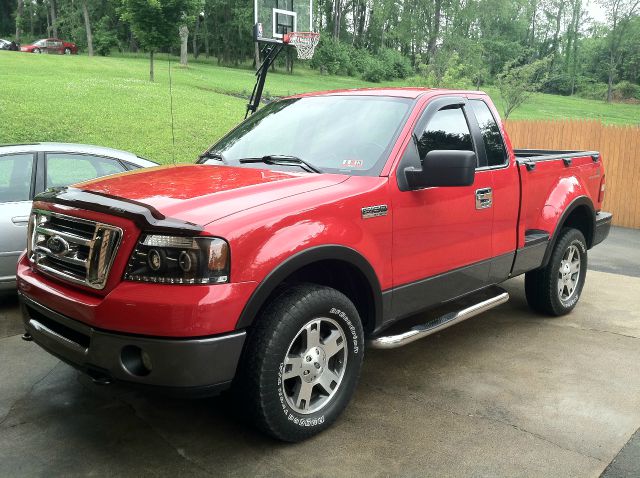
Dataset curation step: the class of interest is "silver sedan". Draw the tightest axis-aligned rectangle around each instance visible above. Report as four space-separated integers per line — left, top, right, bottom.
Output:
0 143 157 290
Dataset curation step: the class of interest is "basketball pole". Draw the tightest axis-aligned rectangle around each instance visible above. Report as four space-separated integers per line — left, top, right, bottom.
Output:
245 41 285 119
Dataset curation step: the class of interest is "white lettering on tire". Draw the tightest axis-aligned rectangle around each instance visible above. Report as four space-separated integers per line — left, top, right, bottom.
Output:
329 307 359 354
278 362 325 427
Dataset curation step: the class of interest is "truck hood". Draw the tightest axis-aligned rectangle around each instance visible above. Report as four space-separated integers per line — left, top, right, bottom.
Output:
76 164 349 226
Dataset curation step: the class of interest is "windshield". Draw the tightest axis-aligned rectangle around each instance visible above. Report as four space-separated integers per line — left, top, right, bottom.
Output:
34 40 46 46
205 96 412 175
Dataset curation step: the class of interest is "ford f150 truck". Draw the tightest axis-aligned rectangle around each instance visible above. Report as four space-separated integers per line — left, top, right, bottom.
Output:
17 88 612 442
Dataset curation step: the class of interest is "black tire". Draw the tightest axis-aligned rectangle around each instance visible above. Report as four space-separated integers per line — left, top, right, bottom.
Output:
33 48 40 54
525 227 588 316
64 48 71 55
233 284 364 442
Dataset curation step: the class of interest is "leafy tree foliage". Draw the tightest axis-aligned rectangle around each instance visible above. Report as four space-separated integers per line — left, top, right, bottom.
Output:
497 57 551 119
119 0 199 80
1 0 638 110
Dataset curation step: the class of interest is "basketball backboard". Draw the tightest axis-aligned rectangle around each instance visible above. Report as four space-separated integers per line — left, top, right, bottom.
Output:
254 0 313 43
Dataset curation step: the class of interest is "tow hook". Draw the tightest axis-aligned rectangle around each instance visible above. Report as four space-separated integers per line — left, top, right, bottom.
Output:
91 376 113 386
21 332 33 342
87 370 113 386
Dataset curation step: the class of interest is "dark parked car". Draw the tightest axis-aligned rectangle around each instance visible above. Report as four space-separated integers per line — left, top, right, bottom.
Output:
20 38 77 54
0 143 157 290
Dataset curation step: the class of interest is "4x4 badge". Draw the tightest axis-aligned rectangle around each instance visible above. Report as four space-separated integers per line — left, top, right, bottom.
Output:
361 205 388 219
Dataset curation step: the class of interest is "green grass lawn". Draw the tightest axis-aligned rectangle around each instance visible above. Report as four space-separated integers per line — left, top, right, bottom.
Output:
1 52 638 165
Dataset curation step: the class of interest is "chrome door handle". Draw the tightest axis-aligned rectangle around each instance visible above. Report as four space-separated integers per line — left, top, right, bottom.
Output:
475 188 493 210
11 216 29 225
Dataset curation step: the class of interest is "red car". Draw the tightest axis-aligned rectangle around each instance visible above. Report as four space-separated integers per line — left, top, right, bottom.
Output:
20 38 77 55
18 89 611 441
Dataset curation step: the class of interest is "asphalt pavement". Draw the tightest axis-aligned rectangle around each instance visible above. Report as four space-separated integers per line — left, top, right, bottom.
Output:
0 226 639 477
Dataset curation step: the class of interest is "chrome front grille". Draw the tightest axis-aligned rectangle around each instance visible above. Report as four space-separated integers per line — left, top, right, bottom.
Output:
28 209 122 290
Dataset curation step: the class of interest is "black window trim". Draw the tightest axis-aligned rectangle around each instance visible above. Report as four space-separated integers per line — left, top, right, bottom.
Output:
410 95 484 169
469 98 510 171
396 95 489 192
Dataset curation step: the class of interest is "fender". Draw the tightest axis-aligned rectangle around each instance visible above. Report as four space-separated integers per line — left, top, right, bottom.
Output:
541 195 595 268
235 245 383 330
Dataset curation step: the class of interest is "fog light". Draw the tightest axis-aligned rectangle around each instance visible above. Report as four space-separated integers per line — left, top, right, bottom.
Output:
147 249 162 271
121 345 152 376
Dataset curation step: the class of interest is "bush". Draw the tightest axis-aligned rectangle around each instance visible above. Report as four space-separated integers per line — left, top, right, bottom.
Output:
378 48 413 79
613 81 640 100
311 39 414 82
576 79 608 100
361 57 387 82
544 72 574 95
93 17 119 56
310 37 351 75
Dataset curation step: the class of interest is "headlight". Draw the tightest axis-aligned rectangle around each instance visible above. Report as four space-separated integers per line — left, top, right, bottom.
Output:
125 235 229 284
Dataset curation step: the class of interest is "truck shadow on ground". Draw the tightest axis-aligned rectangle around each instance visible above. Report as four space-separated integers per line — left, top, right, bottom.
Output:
2 278 558 474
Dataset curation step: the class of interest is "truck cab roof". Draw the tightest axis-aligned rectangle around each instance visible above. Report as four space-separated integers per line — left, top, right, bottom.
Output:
287 87 489 100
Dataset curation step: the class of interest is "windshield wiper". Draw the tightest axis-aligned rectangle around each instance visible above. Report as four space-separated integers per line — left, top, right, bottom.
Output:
198 151 228 164
238 155 321 174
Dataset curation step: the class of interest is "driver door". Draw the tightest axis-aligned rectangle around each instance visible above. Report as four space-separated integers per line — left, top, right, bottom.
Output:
390 97 494 318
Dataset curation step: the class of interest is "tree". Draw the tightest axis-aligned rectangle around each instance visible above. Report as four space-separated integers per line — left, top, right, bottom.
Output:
16 0 24 42
497 57 551 119
82 0 94 56
93 16 119 55
598 0 640 102
50 0 58 38
179 24 188 65
120 0 197 81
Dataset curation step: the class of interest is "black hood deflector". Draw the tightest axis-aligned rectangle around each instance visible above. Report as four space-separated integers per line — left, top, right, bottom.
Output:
35 187 204 234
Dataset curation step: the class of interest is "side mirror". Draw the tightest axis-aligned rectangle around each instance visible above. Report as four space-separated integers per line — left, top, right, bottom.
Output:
404 150 476 189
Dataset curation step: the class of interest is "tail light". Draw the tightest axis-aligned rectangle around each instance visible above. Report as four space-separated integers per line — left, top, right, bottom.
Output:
598 175 606 204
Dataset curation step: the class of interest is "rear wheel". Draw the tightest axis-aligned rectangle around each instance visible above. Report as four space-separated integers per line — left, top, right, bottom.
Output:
525 227 587 316
234 284 364 442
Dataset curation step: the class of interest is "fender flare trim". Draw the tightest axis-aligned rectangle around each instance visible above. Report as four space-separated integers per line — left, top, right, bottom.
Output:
235 245 383 330
541 196 595 267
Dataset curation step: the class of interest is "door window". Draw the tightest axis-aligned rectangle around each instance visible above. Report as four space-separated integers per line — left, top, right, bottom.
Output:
0 154 34 203
415 107 475 164
470 100 508 167
45 153 126 189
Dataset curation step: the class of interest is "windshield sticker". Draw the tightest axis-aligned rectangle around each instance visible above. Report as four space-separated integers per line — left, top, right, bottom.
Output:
342 159 364 168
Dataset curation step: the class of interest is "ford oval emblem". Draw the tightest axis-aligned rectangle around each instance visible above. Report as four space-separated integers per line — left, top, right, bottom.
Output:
47 235 69 255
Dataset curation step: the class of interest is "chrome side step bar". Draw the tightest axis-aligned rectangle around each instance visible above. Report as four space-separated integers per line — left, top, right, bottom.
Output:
368 291 510 349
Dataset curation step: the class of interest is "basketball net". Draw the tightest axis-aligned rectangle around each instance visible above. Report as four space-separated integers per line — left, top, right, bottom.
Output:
283 32 320 60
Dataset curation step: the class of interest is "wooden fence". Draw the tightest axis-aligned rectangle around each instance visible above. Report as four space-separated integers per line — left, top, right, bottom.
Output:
504 119 640 229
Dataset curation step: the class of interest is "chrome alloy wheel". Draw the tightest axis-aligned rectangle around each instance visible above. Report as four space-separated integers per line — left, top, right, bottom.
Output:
281 317 348 415
558 244 581 302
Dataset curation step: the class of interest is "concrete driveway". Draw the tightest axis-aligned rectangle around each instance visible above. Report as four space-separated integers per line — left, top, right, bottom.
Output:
1 228 639 477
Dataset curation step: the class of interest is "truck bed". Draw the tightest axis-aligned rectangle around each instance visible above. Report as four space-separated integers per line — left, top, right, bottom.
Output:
514 148 604 251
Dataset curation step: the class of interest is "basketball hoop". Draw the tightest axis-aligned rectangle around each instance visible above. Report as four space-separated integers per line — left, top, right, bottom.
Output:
283 32 320 60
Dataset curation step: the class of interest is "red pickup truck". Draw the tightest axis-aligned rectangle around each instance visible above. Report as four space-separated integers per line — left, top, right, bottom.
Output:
17 88 611 441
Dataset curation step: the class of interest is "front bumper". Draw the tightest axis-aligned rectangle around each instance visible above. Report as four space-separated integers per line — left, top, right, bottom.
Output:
593 211 613 247
20 293 246 396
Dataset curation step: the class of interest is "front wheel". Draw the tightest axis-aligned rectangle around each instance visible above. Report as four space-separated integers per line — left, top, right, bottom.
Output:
525 227 588 316
64 48 71 55
234 284 364 442
33 48 40 54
